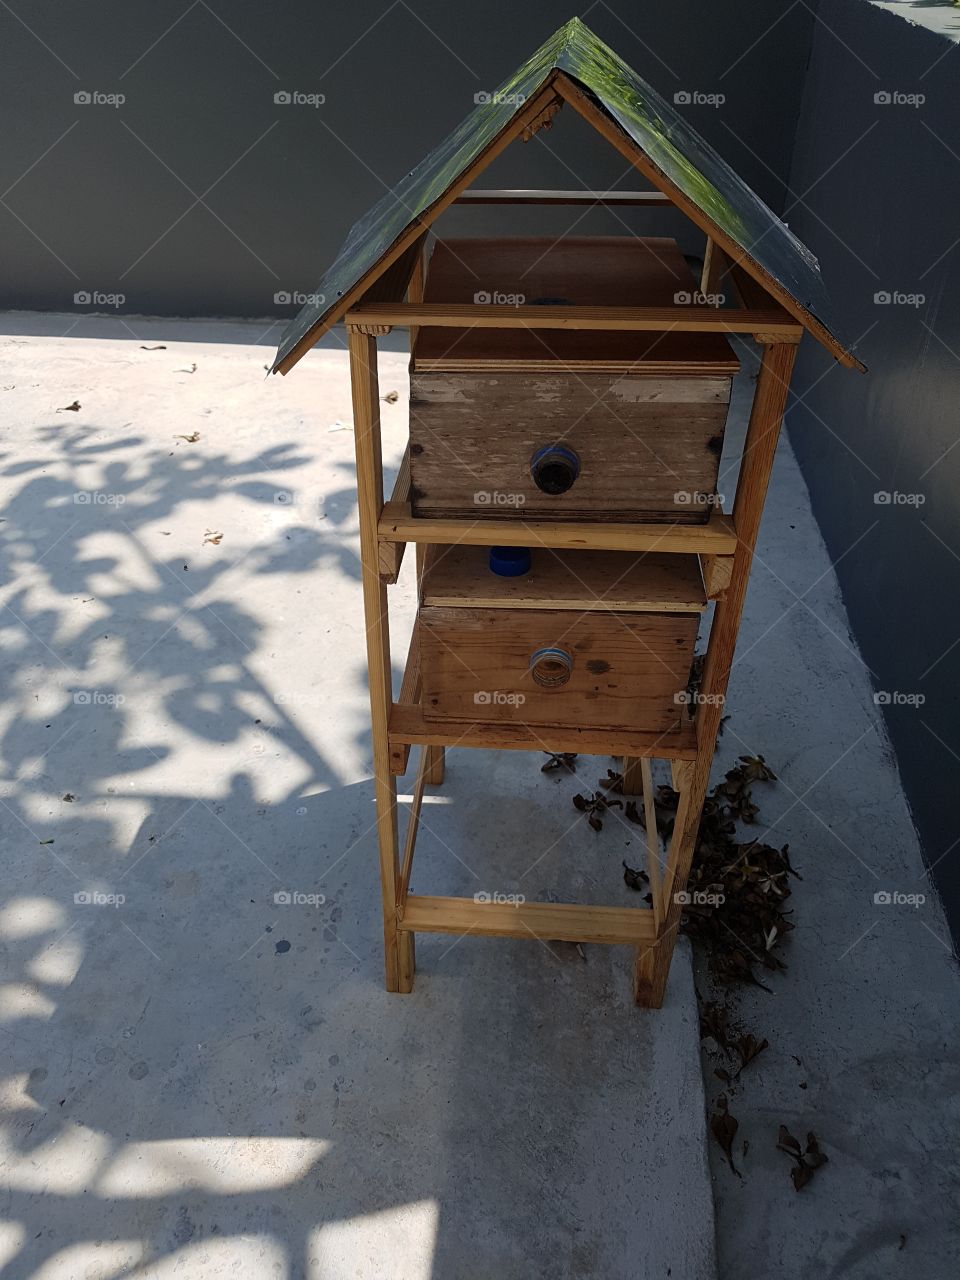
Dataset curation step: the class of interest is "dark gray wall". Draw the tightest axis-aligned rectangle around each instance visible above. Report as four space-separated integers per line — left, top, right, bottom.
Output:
0 1 816 318
785 0 960 934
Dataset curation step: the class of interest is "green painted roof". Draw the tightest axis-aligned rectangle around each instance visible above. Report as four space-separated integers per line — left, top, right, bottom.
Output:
273 17 856 372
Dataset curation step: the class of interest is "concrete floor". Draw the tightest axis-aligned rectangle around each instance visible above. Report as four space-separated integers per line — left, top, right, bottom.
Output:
1 314 958 1280
0 316 715 1280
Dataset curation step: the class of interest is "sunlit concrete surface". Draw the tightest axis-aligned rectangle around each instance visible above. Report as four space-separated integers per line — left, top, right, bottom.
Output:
0 316 716 1280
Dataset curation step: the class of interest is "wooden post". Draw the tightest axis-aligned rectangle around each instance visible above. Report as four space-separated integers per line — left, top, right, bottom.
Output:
634 341 798 1007
415 542 445 786
348 327 413 993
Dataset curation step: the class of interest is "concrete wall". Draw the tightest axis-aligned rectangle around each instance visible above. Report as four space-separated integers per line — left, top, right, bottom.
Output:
0 1 815 317
785 0 960 936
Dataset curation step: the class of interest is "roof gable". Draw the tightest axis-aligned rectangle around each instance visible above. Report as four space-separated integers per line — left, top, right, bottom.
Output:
272 17 861 374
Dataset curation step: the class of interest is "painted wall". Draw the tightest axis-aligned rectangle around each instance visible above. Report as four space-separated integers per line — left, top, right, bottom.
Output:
0 1 815 318
785 0 960 936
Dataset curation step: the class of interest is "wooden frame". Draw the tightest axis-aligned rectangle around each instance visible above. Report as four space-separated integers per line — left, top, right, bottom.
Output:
347 276 797 1006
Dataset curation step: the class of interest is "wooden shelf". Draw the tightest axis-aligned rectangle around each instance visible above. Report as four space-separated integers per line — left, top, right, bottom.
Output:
389 701 698 761
379 502 736 555
399 894 657 945
421 544 707 613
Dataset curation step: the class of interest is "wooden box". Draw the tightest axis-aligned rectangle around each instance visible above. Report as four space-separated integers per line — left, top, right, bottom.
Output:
409 236 738 524
418 546 706 734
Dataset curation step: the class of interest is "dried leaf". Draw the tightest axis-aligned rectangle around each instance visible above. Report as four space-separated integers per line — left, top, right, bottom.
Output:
598 768 622 792
57 400 81 412
622 861 648 892
624 799 645 826
203 530 223 546
710 1098 741 1177
176 432 200 443
177 362 197 374
792 1163 814 1191
62 793 75 802
140 344 166 350
733 1033 768 1075
777 1125 803 1157
541 752 577 774
382 390 399 404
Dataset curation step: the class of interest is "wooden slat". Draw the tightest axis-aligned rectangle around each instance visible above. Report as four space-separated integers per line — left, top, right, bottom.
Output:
388 702 698 760
699 553 734 598
378 445 411 583
640 758 663 931
398 746 429 908
421 545 707 613
390 624 422 776
399 894 657 944
455 188 671 205
379 502 738 555
347 301 803 337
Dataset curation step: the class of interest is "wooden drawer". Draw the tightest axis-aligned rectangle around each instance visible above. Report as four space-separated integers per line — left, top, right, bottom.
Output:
418 546 705 734
419 606 699 733
410 235 737 525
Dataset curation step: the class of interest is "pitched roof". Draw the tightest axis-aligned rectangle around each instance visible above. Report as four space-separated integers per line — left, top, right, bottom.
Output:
272 17 861 374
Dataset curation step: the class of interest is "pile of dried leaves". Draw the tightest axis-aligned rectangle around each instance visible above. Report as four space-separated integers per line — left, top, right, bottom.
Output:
657 755 799 988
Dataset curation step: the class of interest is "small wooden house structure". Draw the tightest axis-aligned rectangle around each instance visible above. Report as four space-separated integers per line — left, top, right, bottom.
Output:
271 17 862 1007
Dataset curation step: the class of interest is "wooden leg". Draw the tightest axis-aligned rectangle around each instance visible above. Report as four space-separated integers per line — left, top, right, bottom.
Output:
349 327 409 994
425 745 445 785
620 756 644 795
636 342 798 1007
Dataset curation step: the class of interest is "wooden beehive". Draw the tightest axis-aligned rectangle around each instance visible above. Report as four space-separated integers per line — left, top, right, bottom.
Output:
410 236 739 523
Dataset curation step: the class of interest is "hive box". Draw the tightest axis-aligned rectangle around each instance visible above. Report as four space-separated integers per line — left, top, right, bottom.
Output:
418 545 706 734
409 236 738 523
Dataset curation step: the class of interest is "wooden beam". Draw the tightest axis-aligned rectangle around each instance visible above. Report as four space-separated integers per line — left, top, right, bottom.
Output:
346 301 803 338
700 552 734 598
377 445 411 583
399 894 657 945
389 703 698 761
454 188 671 205
380 502 738 556
640 758 663 931
390 624 422 776
398 746 429 909
635 341 799 1008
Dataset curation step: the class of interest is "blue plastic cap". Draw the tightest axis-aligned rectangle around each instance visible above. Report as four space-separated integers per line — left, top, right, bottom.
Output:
489 546 531 577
